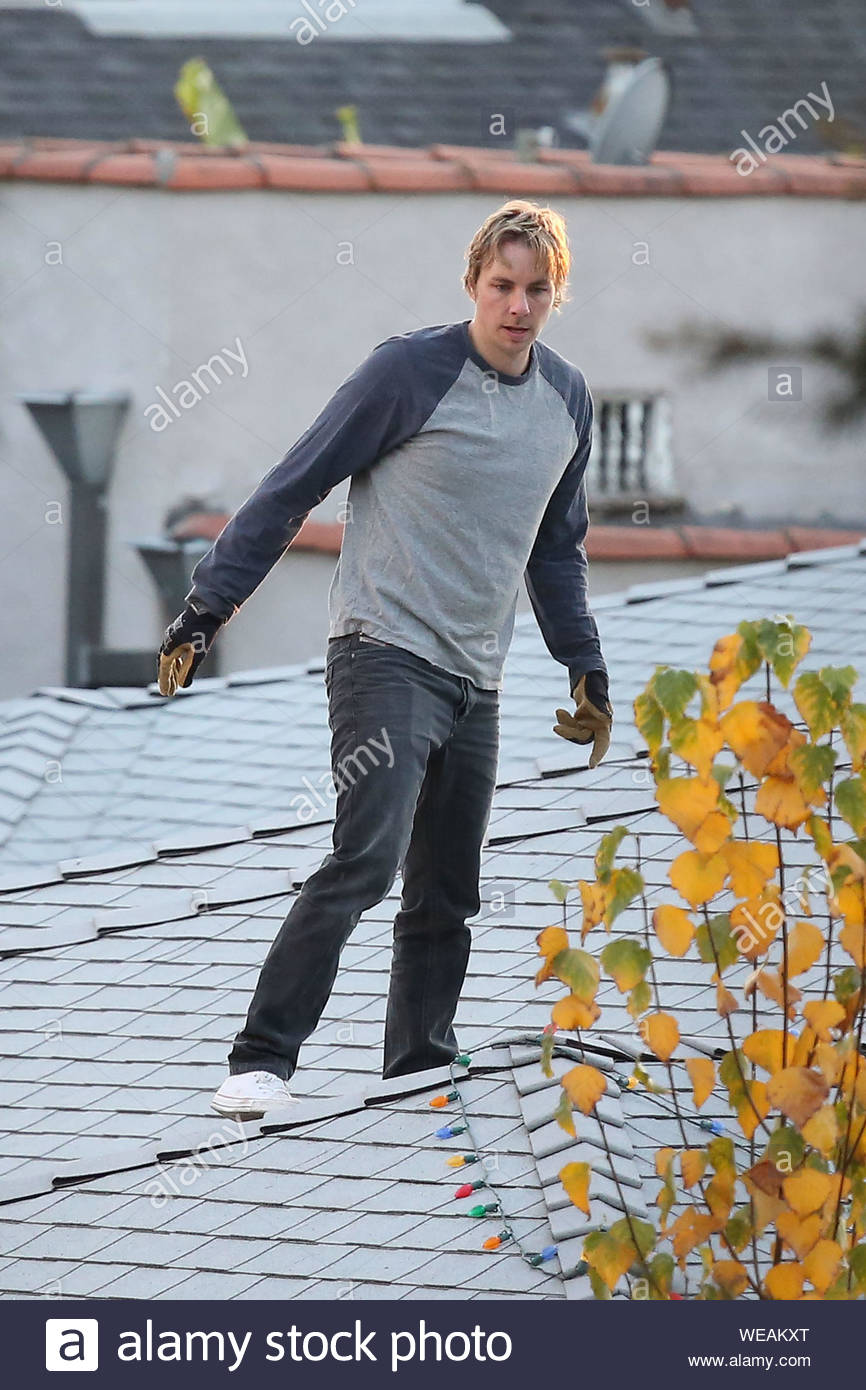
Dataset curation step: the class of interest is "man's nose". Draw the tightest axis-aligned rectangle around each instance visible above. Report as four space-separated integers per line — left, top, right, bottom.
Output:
508 290 530 316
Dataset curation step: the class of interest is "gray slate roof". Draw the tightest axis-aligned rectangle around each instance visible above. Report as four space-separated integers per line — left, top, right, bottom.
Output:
1 0 864 155
0 539 865 1300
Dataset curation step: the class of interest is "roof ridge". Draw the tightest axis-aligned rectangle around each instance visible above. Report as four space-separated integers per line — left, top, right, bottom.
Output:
3 137 866 197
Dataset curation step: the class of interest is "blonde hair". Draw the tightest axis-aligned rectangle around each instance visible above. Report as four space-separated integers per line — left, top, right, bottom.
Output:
462 199 571 310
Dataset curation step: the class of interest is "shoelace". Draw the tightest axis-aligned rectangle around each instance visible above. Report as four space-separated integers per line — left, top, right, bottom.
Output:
250 1072 289 1095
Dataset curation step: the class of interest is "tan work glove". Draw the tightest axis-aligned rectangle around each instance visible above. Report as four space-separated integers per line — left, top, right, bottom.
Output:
157 600 225 697
553 669 612 769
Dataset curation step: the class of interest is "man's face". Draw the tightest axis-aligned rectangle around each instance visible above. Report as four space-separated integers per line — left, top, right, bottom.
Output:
468 237 556 371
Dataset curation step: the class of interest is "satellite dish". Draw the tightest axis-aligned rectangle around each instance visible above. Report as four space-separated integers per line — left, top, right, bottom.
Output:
590 56 672 165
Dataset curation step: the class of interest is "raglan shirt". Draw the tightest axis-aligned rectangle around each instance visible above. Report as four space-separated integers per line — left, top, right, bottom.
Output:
185 319 606 693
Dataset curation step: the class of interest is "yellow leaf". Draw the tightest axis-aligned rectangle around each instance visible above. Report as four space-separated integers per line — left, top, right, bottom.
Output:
754 967 801 1017
561 1063 606 1115
711 1260 749 1297
681 1149 707 1189
767 1067 830 1128
716 979 739 1017
559 1161 591 1216
685 1056 715 1109
802 999 845 1042
668 1208 723 1262
720 840 779 898
755 775 812 832
705 1170 736 1221
640 1011 680 1063
776 1210 823 1260
655 1147 676 1178
840 917 866 968
653 904 694 957
783 1169 834 1216
670 715 724 781
552 994 601 1030
537 925 569 960
720 700 795 778
813 1042 841 1088
737 1079 770 1141
578 880 606 940
657 776 729 852
709 632 747 711
670 849 727 907
730 885 783 960
802 1239 842 1294
764 1262 805 1300
742 1028 791 1076
582 1230 635 1291
787 920 825 977
802 1104 839 1156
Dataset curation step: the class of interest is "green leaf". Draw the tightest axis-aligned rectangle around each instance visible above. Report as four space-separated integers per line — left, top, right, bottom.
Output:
756 617 811 687
552 948 600 1004
605 867 644 928
724 1205 753 1254
734 620 764 679
712 762 737 791
587 1265 611 1300
790 743 837 798
820 665 858 705
174 57 248 148
766 1125 805 1171
549 878 569 904
648 1252 675 1298
834 966 862 1005
807 814 833 860
553 1087 575 1136
540 1028 555 1078
654 746 672 781
696 913 738 973
794 672 840 740
719 1049 747 1106
836 774 866 837
595 826 630 883
849 1242 866 1293
635 690 664 756
707 1134 735 1175
601 938 652 993
841 703 866 772
609 1216 656 1260
628 979 652 1020
652 668 698 722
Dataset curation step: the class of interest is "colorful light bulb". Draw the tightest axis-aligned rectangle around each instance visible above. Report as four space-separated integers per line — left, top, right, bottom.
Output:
454 1180 485 1199
430 1092 459 1108
469 1202 500 1218
435 1123 467 1139
446 1153 477 1168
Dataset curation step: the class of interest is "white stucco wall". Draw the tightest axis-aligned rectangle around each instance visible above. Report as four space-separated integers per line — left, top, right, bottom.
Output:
1 184 862 699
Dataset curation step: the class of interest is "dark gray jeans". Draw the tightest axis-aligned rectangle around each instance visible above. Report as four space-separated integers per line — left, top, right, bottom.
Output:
228 630 500 1082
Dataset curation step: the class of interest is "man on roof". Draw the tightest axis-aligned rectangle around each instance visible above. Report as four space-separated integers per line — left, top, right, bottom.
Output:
157 198 612 1119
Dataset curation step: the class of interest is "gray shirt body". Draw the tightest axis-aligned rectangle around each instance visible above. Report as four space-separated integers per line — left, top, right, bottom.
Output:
187 319 604 692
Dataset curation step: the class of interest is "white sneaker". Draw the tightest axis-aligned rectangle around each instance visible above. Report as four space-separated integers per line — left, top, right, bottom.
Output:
210 1069 300 1119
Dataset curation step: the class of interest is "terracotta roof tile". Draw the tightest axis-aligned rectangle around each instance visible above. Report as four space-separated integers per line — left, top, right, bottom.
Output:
289 521 864 563
3 138 865 197
88 153 161 187
166 155 266 191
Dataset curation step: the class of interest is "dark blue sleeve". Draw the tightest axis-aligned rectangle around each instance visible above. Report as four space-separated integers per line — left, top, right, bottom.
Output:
184 336 420 619
524 383 606 691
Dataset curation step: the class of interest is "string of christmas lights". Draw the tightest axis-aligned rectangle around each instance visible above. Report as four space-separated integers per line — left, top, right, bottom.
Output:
429 1052 566 1273
427 1031 749 1280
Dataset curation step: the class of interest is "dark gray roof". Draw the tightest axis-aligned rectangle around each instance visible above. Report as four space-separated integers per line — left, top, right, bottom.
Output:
0 539 864 1299
1 0 863 155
